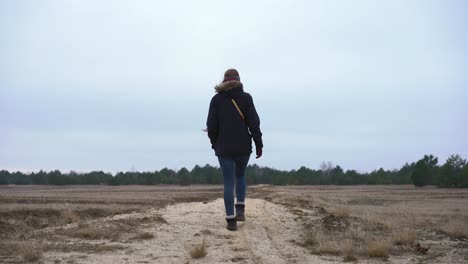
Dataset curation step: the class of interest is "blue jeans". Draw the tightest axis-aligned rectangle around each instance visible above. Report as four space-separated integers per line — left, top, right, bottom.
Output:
218 155 250 219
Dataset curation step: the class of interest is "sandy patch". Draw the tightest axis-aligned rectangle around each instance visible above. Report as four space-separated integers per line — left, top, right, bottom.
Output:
42 198 338 264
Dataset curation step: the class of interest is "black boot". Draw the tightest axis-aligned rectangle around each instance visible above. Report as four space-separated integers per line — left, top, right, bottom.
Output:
236 204 245 221
226 218 237 231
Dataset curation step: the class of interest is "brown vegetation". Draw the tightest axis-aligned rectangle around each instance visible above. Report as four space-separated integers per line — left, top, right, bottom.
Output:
43 241 126 253
366 240 390 258
132 232 155 240
393 229 416 245
67 226 118 240
19 242 43 262
0 185 221 263
190 238 207 259
441 220 468 238
329 206 350 217
1 185 467 263
257 185 468 262
341 239 358 262
313 241 341 255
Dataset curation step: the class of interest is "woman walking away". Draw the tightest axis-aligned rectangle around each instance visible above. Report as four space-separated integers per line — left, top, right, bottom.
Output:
206 69 263 231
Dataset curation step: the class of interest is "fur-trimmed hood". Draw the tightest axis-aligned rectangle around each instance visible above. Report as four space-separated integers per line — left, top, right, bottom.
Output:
214 81 243 93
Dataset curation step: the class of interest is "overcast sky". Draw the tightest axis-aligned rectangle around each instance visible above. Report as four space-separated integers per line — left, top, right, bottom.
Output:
1 0 467 173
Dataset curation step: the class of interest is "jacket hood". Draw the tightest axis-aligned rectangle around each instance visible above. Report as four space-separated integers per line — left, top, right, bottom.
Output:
214 81 243 93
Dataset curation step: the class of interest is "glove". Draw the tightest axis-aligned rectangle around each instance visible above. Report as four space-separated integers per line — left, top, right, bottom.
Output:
256 147 262 159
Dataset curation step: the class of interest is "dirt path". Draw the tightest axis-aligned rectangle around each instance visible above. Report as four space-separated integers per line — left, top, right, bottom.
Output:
44 198 343 264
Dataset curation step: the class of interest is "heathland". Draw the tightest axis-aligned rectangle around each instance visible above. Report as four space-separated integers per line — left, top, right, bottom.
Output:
0 185 467 263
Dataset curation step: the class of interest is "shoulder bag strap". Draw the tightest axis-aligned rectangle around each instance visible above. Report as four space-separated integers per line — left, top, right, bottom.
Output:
231 99 245 120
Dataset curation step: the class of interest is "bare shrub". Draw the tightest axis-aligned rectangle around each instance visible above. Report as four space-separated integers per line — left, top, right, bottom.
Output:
359 213 391 232
64 219 138 241
367 240 390 258
68 226 114 240
441 220 468 238
347 225 367 243
19 242 43 262
62 209 81 223
393 229 416 245
132 232 154 240
341 239 357 262
80 208 109 218
43 241 126 253
343 255 358 262
200 229 212 235
154 215 169 224
313 241 341 255
303 237 317 248
13 221 32 240
330 206 350 217
77 221 89 229
190 238 207 259
298 231 318 249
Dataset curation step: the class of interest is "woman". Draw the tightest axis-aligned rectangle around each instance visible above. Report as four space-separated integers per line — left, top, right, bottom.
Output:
206 69 263 231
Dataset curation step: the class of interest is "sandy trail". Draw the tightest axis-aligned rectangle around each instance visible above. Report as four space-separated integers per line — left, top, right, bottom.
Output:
5 186 466 264
45 198 342 264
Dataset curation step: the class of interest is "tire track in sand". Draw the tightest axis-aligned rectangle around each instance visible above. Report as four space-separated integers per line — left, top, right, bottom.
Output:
236 199 290 264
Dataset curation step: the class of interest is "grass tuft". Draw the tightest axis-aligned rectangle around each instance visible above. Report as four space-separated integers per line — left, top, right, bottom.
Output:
441 220 468 238
329 207 350 217
367 240 390 258
343 255 358 262
393 229 416 245
62 210 81 224
303 236 317 248
200 229 213 235
154 216 169 224
190 238 207 259
342 239 358 262
68 226 114 240
133 232 154 240
313 241 341 255
19 242 43 262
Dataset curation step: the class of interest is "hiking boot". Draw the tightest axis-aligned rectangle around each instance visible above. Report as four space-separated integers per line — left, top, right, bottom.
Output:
235 204 245 222
226 218 237 231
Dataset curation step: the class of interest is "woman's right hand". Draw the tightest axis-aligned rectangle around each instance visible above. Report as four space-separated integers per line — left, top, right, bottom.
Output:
256 148 262 159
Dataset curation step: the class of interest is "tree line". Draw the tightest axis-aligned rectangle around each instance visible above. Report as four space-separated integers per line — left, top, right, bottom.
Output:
0 154 467 187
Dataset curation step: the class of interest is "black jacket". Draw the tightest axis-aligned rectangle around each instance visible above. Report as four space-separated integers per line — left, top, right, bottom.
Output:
206 81 263 157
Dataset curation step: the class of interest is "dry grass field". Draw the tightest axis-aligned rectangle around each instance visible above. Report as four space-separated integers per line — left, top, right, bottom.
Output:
0 185 467 263
253 185 468 263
